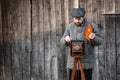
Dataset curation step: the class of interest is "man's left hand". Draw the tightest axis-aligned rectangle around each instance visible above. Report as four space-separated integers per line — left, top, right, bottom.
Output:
89 33 95 39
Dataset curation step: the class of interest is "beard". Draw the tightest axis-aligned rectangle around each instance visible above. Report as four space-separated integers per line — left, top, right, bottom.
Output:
75 19 85 26
75 22 82 26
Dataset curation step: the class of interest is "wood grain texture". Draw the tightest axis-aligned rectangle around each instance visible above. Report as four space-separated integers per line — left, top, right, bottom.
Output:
1 0 12 80
10 0 31 80
104 0 115 13
69 0 74 23
57 0 68 80
2 0 31 80
85 0 93 20
43 0 52 80
31 0 45 80
0 1 4 80
1 0 120 80
91 0 99 80
105 15 116 80
97 0 106 80
49 0 58 80
115 0 120 14
21 0 31 80
116 15 120 79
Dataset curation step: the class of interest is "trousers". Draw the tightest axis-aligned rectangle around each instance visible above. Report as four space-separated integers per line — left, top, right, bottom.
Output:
69 69 92 80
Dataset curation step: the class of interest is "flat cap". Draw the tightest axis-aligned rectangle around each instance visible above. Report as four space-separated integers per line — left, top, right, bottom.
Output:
71 8 85 17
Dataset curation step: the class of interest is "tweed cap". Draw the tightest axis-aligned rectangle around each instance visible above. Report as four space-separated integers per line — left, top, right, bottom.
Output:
71 8 85 17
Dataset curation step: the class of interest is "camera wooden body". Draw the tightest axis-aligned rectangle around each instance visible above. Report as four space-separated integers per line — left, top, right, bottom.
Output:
70 40 85 58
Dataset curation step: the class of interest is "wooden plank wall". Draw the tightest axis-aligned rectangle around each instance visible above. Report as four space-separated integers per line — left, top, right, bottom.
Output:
115 4 120 80
104 15 116 80
1 0 31 80
116 15 120 80
0 0 4 80
1 0 120 80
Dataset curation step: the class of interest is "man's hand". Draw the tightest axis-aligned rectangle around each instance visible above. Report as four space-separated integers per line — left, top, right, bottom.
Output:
89 33 95 39
65 36 72 43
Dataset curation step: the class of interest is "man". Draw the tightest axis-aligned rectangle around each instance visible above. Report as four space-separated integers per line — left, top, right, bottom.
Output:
60 7 102 80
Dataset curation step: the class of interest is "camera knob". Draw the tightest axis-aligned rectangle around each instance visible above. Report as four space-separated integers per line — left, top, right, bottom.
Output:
75 46 80 51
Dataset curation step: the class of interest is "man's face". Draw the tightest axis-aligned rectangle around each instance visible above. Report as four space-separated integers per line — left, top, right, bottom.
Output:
73 17 84 26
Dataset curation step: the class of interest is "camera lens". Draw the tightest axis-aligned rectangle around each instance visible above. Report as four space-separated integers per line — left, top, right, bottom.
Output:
75 46 80 51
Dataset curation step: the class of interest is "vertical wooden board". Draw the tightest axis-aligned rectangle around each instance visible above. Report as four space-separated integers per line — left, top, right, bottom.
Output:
116 15 120 79
9 0 31 79
69 0 74 23
105 15 116 80
104 0 115 13
3 0 31 80
21 0 31 80
79 0 86 8
74 0 79 8
63 0 72 79
43 0 51 80
115 0 120 14
85 0 93 20
56 0 68 80
0 0 4 80
49 0 58 80
31 0 44 80
97 0 105 80
92 0 105 80
92 0 98 23
9 0 23 80
0 0 1 49
91 0 99 80
1 0 12 80
64 0 69 25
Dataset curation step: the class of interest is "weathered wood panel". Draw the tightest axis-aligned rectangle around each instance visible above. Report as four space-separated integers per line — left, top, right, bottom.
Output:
10 0 23 79
0 0 4 80
116 15 120 80
86 0 93 20
103 0 120 14
105 15 116 80
20 0 31 80
57 0 67 80
91 0 99 80
104 0 115 14
1 0 120 80
31 0 45 80
1 0 12 80
49 0 58 79
97 0 106 80
115 0 120 14
32 0 61 80
2 0 31 80
43 0 52 80
74 0 79 8
69 0 74 23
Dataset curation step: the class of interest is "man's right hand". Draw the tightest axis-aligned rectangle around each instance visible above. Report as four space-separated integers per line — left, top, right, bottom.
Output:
65 36 72 43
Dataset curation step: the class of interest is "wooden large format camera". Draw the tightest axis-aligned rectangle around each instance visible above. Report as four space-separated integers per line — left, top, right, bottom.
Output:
70 40 85 57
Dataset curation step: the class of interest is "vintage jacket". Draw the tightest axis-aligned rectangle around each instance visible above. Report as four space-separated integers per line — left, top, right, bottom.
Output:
60 19 102 69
